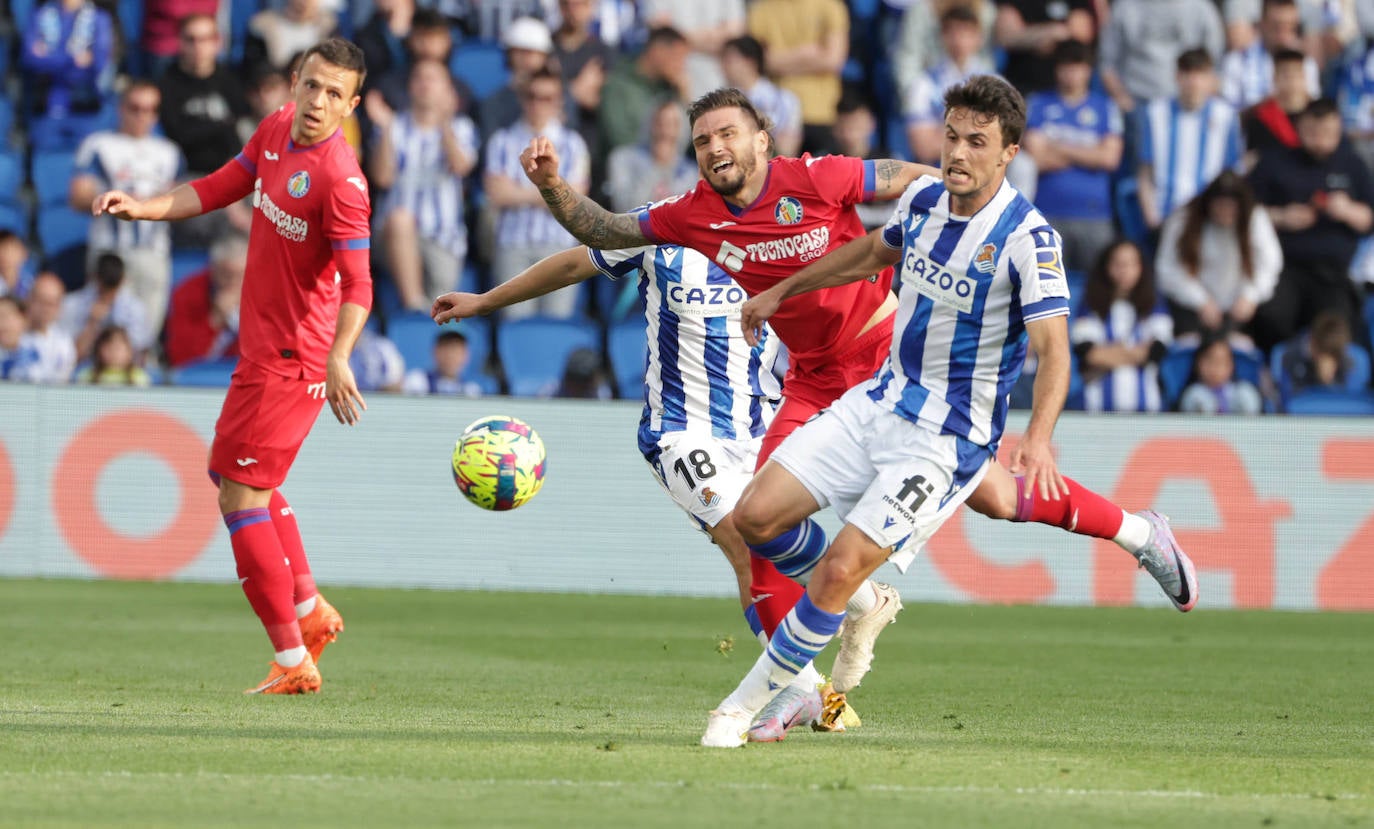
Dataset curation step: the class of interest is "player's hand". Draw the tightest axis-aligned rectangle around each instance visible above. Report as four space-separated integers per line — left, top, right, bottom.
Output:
740 289 782 347
520 137 562 189
1008 434 1067 502
431 292 485 325
93 190 145 221
326 355 367 426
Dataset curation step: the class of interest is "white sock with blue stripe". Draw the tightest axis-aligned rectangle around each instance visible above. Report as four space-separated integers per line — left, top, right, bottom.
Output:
749 519 829 584
721 594 845 715
745 602 823 690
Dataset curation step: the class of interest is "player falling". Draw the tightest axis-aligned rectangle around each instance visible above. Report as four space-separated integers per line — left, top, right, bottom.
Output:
92 39 374 694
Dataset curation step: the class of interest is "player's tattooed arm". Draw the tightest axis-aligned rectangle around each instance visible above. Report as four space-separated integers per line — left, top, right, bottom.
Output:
538 180 649 249
871 159 941 201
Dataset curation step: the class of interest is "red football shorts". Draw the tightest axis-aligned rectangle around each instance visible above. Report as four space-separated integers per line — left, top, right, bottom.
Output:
758 314 895 467
209 360 326 489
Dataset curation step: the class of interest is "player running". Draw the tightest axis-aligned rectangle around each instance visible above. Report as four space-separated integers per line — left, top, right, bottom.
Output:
92 39 373 695
431 242 860 734
522 87 1196 740
699 76 1197 747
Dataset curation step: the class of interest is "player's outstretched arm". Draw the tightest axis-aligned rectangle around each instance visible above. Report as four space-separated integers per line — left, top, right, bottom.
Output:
740 227 900 345
432 247 598 325
521 137 649 249
870 159 941 202
92 182 205 222
1010 315 1071 501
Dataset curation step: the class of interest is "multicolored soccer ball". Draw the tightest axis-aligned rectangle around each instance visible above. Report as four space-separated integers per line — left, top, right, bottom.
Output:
451 416 547 510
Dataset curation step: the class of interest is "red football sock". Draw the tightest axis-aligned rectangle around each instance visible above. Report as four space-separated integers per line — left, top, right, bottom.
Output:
225 508 303 652
269 490 317 605
748 555 806 637
1014 475 1125 539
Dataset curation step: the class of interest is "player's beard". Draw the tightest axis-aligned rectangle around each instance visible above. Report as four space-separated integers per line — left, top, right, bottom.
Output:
705 154 754 198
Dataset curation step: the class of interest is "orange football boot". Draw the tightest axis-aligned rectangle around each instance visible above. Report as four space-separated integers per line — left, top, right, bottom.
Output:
298 595 344 664
244 652 321 695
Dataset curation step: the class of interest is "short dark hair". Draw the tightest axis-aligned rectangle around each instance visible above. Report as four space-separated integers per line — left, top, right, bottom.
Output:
1052 39 1093 66
411 8 448 33
836 86 874 117
121 78 159 102
645 26 687 49
525 66 562 90
1300 97 1340 120
299 37 367 95
1262 0 1299 14
437 330 468 346
722 35 764 74
687 87 771 134
1176 48 1213 72
939 5 981 28
942 74 1026 146
94 252 125 284
1272 47 1307 67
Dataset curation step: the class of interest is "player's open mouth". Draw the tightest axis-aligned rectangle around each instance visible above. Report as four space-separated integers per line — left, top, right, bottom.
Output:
711 160 734 174
303 113 321 127
946 167 970 182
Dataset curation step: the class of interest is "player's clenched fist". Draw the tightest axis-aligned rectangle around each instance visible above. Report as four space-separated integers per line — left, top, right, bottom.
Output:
520 137 562 188
92 190 145 221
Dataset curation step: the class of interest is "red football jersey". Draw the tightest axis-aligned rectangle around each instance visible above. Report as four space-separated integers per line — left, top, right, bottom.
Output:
205 105 371 379
639 154 891 363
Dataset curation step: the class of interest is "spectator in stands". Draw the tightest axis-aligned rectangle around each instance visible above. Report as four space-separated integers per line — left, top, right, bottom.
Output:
1072 239 1175 413
604 99 697 213
349 328 406 392
1220 0 1320 111
904 6 996 165
245 68 292 127
0 231 36 300
1178 332 1265 413
831 90 890 230
245 0 338 73
1024 39 1122 273
75 325 150 386
21 0 116 150
0 296 39 381
1280 310 1358 395
356 0 416 82
158 13 249 177
163 234 245 368
139 0 218 79
720 35 802 158
23 272 77 383
484 67 590 320
367 58 479 312
440 0 550 43
641 0 745 101
1137 49 1243 232
1248 98 1374 352
1156 171 1282 340
552 0 614 163
69 80 184 334
1244 48 1312 162
1099 0 1225 112
994 0 1096 98
893 0 996 106
1224 0 1352 63
747 0 848 155
59 252 152 365
599 26 690 155
556 347 611 399
365 8 471 119
1338 38 1374 173
402 329 483 396
479 16 565 138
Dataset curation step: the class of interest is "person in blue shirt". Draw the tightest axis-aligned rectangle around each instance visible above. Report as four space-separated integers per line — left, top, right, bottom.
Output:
1023 39 1124 273
20 0 115 151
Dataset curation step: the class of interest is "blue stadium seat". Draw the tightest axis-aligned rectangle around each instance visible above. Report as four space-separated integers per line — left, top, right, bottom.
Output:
883 112 911 161
0 203 27 233
0 152 22 203
30 151 76 206
607 319 647 400
171 357 239 388
117 0 143 58
450 42 509 102
35 205 90 254
1365 295 1374 351
497 316 600 397
10 0 34 32
1284 389 1374 416
1114 177 1147 247
1158 344 1196 409
171 248 210 286
0 95 13 140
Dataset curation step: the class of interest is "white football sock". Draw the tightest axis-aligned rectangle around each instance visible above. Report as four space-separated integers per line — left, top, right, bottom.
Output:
275 646 307 668
295 595 317 618
845 581 879 617
790 662 823 690
1114 511 1152 554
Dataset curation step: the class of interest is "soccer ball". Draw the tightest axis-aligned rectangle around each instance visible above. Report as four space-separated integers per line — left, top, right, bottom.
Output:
451 416 547 510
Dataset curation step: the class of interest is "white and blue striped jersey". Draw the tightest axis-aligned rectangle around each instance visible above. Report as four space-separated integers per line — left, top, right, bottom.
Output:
1219 43 1321 110
1138 96 1243 218
484 118 590 248
589 244 782 455
76 130 184 253
380 112 478 258
870 176 1071 448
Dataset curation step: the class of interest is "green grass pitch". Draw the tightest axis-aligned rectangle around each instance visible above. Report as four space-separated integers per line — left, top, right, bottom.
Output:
1 579 1371 828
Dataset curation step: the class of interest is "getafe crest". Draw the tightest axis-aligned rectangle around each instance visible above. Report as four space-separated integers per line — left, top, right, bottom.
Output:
287 171 311 198
774 196 803 225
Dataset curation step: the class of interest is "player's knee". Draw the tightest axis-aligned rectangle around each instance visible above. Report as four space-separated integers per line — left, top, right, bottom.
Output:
965 479 1017 521
732 497 780 546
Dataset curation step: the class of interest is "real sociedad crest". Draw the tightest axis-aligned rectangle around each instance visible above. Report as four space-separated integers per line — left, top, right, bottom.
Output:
287 171 311 198
974 243 998 273
775 196 803 225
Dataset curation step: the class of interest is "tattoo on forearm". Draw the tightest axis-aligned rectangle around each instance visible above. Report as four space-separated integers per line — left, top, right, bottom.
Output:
875 159 905 195
538 182 645 249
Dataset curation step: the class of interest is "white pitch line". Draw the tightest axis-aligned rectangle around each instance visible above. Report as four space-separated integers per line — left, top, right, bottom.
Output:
0 770 1367 802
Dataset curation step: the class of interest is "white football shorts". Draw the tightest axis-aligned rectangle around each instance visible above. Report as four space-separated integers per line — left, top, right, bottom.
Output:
770 384 992 572
644 430 761 534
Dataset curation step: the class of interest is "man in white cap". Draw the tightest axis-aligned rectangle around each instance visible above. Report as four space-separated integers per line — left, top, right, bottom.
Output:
479 16 570 137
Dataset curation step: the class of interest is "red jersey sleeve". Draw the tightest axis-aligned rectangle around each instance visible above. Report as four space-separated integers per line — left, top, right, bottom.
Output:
190 108 283 212
325 174 373 308
800 154 876 206
640 189 697 245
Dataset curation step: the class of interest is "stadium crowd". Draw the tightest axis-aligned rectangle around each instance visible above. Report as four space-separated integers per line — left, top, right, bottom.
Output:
0 0 1372 414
